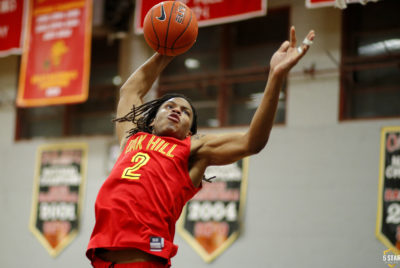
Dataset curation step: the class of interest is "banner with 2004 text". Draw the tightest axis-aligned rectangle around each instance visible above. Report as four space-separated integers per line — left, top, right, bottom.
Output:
178 158 248 263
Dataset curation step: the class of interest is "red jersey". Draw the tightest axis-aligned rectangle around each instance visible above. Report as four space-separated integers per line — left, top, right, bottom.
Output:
87 132 201 262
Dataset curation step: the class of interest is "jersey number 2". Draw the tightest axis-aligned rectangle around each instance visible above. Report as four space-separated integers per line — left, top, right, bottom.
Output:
121 152 150 180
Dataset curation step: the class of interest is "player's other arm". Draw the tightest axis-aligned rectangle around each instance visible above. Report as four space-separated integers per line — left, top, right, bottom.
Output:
191 68 284 167
116 53 174 147
192 27 315 166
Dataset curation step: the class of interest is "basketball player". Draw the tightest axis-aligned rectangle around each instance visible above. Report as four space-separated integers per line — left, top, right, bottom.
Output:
87 27 315 267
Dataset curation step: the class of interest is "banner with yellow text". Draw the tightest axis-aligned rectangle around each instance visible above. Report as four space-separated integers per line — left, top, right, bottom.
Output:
29 143 88 257
17 0 92 107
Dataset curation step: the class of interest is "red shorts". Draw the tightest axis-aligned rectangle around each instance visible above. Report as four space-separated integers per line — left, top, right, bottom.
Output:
91 255 169 268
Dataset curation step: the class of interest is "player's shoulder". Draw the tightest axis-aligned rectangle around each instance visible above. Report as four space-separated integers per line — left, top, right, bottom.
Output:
190 133 220 153
190 133 216 142
191 133 205 143
190 133 209 152
191 133 207 140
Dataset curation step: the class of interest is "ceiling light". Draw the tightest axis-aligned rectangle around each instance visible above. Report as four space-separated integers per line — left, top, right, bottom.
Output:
112 75 122 86
184 58 200 69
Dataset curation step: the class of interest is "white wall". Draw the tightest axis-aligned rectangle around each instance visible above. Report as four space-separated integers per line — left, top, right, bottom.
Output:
0 1 398 267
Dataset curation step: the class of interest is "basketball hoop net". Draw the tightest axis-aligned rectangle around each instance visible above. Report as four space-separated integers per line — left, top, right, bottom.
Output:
335 0 379 9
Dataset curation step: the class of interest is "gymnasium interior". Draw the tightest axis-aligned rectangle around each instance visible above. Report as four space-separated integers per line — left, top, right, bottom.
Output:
1 0 399 267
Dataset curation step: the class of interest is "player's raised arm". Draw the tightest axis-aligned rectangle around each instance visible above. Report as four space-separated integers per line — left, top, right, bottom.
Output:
244 27 315 152
191 27 315 166
115 53 174 147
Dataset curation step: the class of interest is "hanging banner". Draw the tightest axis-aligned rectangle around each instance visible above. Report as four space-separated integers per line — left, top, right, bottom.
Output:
17 0 92 107
306 0 335 8
306 0 379 8
134 0 266 34
29 143 88 257
177 158 248 263
376 126 400 253
0 0 28 57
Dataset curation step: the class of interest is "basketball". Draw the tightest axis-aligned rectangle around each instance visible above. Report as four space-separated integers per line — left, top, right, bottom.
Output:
143 1 198 56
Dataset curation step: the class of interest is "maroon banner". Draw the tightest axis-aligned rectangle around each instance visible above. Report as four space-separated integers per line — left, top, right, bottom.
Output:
134 0 266 34
17 0 92 107
0 0 27 57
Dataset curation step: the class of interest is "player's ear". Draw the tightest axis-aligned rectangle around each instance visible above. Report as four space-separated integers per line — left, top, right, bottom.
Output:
149 119 155 127
186 130 192 137
149 120 156 134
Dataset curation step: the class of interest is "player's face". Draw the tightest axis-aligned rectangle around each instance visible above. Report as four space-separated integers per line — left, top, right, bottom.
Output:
151 97 194 140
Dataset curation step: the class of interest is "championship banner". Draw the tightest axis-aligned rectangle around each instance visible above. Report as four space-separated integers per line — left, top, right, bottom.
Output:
376 127 400 253
17 0 92 107
134 0 266 33
29 143 88 257
177 158 248 263
0 0 28 57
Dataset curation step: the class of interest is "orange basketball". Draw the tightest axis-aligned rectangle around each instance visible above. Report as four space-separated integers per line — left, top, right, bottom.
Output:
143 1 198 56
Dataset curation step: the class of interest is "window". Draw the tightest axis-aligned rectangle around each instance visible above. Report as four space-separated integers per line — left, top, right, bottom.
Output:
16 36 119 139
340 0 400 120
159 8 290 128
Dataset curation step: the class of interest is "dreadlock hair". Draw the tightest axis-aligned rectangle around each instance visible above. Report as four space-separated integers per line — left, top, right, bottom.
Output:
113 93 198 139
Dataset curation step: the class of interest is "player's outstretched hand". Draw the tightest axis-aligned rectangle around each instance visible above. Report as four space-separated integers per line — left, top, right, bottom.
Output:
269 26 315 77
